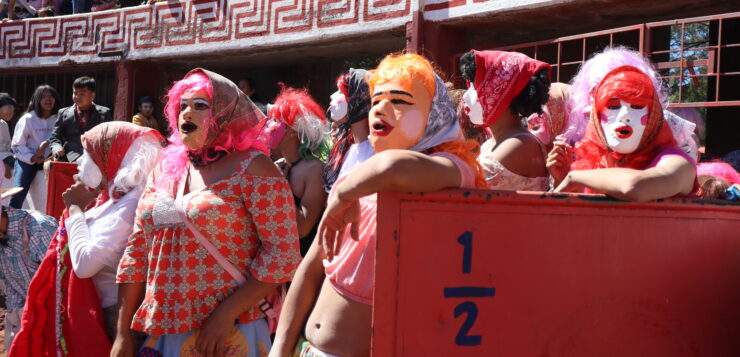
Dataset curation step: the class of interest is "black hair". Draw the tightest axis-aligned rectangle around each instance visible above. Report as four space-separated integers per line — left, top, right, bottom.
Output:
459 51 476 83
138 95 155 106
458 51 550 118
73 76 96 92
27 85 62 117
241 78 256 90
0 93 17 109
510 67 550 118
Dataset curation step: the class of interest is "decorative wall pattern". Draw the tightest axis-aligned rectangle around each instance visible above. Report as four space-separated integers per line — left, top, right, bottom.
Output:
0 0 411 67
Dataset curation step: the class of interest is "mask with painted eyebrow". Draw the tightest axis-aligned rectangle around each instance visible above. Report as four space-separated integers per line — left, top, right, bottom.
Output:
372 89 414 98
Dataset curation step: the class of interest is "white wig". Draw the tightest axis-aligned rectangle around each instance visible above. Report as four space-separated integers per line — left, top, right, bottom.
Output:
111 134 163 195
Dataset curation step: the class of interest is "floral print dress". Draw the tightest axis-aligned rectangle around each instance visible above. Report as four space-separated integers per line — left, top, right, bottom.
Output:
117 151 301 336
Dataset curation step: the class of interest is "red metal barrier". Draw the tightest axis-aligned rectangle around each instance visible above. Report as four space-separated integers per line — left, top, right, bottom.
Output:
45 162 78 219
373 190 740 356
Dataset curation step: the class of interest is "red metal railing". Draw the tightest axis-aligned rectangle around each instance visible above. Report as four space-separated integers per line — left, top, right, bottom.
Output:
478 11 740 109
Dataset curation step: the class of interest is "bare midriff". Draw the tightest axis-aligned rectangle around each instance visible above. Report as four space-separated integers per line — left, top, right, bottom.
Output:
304 279 372 357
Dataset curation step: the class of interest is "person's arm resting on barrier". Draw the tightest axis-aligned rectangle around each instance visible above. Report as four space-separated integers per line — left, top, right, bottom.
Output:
554 154 695 202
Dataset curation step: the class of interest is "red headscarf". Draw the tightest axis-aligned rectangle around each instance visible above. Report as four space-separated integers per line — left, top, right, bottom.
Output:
11 122 164 357
471 50 551 126
572 66 676 171
82 121 164 203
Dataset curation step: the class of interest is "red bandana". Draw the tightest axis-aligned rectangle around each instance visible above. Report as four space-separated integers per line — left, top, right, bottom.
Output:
472 50 551 126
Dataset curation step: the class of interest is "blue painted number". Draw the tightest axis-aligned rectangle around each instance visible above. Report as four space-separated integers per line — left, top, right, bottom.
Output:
454 301 482 346
457 231 473 274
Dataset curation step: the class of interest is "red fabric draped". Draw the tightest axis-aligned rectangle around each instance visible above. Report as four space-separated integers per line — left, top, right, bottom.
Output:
9 211 111 357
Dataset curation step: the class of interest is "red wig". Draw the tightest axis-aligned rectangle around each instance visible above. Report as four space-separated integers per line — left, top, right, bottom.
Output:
572 66 676 171
336 73 350 98
269 83 326 128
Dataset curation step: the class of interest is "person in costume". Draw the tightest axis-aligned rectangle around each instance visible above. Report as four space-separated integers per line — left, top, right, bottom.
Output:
112 69 301 357
10 122 162 357
0 187 57 351
459 50 552 191
551 66 697 201
62 121 164 341
270 53 486 357
323 69 374 192
265 85 330 256
526 83 571 152
562 47 698 159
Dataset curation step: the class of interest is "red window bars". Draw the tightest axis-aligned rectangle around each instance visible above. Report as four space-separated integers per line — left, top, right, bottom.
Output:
481 11 740 109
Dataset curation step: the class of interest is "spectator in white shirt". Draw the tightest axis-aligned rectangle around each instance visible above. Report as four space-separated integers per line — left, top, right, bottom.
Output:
62 121 163 340
10 85 61 209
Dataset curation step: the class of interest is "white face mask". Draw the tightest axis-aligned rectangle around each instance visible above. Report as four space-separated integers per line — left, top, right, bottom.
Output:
462 84 484 125
601 99 648 154
328 90 348 122
77 152 103 189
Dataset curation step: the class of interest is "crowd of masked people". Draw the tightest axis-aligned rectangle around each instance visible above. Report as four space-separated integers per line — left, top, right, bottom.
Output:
0 46 739 357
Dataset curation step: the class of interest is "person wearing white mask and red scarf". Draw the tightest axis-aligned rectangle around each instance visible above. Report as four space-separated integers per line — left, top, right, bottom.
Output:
551 66 698 201
11 121 163 357
459 50 552 191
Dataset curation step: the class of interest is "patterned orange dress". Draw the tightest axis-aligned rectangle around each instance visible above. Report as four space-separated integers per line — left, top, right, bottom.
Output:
117 151 301 336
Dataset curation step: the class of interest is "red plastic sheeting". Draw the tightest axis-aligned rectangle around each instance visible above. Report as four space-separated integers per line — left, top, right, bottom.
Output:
373 190 740 357
45 162 78 219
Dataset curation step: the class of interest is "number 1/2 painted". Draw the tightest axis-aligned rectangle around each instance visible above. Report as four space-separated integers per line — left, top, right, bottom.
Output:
447 231 494 346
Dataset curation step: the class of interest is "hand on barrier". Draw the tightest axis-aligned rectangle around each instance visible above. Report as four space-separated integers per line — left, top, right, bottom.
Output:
318 193 361 260
52 147 65 161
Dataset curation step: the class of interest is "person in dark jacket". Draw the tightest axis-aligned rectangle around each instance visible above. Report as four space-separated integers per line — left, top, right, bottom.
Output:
49 76 112 163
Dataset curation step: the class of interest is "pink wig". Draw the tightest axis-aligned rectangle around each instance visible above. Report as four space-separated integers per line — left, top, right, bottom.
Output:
158 71 267 188
697 161 740 185
565 47 667 144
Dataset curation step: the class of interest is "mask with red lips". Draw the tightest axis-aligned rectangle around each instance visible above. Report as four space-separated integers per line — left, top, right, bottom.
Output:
571 65 678 171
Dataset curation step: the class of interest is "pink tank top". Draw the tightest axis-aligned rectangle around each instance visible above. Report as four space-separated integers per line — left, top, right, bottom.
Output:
323 152 476 305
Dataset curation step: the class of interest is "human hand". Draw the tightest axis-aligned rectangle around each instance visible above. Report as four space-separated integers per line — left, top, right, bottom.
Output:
553 171 586 194
274 158 291 177
3 163 11 179
318 192 360 260
546 141 573 188
110 331 136 357
52 147 65 160
196 308 235 357
62 180 99 211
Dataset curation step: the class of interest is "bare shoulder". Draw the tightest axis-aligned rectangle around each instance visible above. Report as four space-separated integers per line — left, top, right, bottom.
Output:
302 159 326 174
244 151 282 178
492 133 546 176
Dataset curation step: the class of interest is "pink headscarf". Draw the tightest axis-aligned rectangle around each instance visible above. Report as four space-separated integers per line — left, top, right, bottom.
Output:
527 82 571 149
470 50 551 126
